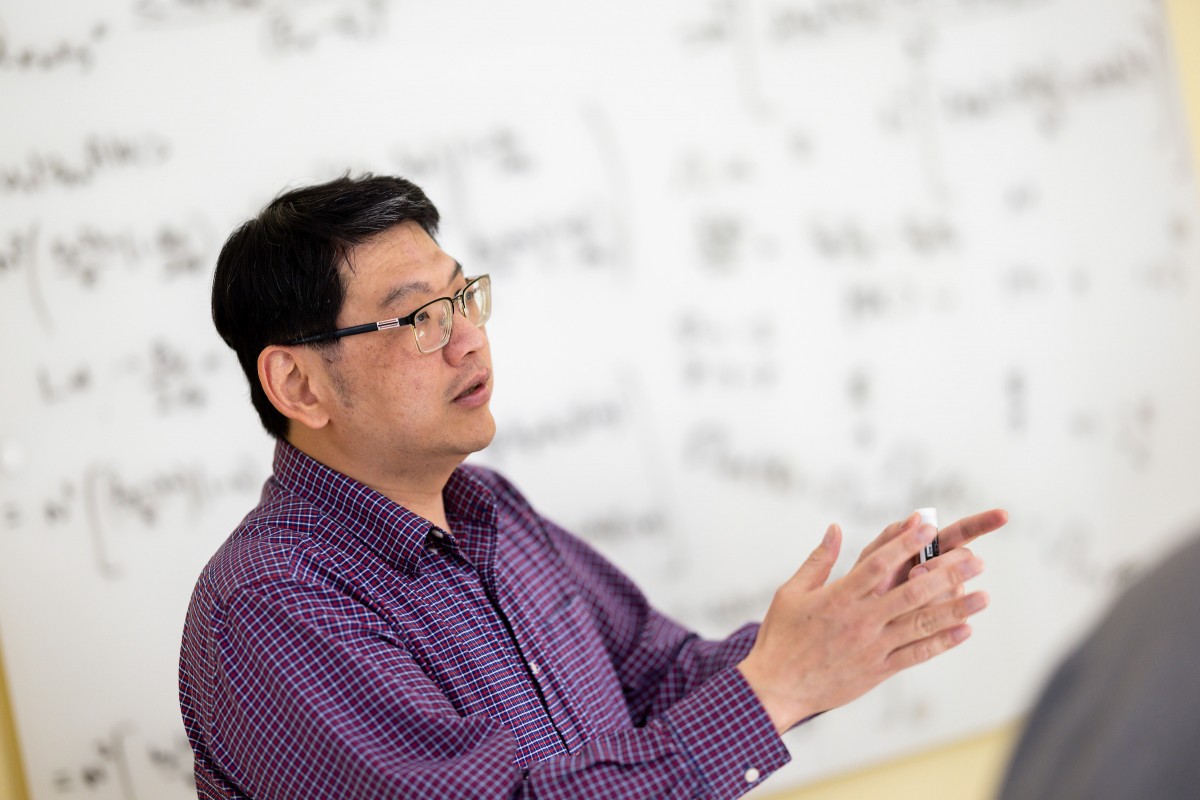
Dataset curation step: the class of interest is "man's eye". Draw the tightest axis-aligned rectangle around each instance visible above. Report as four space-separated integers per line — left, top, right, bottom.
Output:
414 310 430 325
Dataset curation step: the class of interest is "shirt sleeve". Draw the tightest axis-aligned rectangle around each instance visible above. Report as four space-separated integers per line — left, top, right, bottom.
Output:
536 515 767 719
196 578 789 800
531 515 793 790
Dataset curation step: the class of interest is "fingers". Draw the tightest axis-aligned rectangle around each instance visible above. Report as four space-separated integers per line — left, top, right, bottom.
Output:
883 582 988 678
878 547 984 618
854 512 920 565
883 590 989 652
787 524 843 592
910 548 971 601
846 521 939 597
883 623 973 673
937 508 1008 552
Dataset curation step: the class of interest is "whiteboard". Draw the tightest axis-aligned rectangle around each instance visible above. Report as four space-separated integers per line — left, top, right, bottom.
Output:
3 0 1200 796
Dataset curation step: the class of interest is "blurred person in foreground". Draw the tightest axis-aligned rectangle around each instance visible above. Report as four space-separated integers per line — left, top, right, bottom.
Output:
998 532 1200 799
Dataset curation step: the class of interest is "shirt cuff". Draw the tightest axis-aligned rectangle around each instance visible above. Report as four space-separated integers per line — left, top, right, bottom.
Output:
661 666 791 798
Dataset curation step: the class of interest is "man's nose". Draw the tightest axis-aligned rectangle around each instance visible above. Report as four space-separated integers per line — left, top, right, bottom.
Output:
442 307 487 363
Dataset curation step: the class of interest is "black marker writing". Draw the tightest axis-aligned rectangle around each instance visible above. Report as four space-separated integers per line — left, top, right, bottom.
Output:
0 22 108 72
0 134 171 195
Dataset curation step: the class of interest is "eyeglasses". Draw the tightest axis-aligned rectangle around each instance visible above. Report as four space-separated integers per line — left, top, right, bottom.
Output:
284 274 491 354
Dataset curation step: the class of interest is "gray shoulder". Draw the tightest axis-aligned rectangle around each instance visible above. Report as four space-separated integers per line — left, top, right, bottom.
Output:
997 532 1200 800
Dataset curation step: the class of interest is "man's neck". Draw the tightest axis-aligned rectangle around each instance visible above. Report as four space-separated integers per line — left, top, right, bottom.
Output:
286 433 459 532
368 478 453 532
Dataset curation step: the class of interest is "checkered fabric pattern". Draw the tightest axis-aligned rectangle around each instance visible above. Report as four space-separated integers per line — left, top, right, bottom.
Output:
179 441 790 798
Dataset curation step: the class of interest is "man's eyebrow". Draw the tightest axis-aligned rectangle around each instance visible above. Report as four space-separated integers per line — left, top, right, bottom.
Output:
377 280 431 312
377 261 464 313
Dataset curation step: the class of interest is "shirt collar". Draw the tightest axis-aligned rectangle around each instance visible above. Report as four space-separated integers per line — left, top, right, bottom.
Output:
271 440 500 577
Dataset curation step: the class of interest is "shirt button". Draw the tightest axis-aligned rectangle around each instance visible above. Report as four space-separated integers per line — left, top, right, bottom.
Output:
744 768 760 784
529 662 541 676
431 528 445 539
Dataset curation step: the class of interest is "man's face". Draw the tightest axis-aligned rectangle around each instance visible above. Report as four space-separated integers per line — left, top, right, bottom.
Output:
317 220 495 476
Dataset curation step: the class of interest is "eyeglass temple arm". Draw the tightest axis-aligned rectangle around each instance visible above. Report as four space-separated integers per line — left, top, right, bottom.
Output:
280 282 482 347
285 319 402 346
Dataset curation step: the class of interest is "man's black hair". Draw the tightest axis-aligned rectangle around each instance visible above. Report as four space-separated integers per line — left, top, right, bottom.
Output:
211 173 440 439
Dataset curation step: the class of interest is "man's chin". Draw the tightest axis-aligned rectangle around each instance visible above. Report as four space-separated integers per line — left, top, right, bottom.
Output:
464 415 497 456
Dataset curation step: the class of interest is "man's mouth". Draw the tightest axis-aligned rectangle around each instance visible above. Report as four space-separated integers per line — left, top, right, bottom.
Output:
452 370 491 403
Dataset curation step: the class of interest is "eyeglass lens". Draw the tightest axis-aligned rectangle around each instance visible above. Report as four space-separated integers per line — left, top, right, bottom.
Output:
412 276 491 354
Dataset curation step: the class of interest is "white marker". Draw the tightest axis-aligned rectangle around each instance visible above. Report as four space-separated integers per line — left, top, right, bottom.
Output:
915 507 939 563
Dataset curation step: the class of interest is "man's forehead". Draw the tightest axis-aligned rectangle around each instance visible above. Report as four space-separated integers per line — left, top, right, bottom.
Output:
344 220 440 272
339 222 460 308
374 260 463 312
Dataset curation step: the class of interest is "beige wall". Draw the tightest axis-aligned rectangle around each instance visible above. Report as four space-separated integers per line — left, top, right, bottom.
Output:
761 723 1020 800
1172 0 1200 171
2 2 1198 798
0 637 26 799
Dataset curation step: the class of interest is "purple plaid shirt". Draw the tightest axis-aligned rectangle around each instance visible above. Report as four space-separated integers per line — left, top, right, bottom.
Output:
179 441 790 798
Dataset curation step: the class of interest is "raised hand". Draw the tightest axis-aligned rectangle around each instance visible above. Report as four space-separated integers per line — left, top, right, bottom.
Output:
738 519 990 735
852 508 1008 596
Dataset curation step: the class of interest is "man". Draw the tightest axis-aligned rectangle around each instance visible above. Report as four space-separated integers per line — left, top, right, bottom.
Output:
181 173 1006 798
997 531 1200 799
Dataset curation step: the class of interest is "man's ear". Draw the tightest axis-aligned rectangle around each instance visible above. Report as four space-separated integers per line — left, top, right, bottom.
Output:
258 345 333 431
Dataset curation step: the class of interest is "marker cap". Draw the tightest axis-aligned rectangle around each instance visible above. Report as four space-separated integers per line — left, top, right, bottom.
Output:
915 507 939 563
915 507 938 529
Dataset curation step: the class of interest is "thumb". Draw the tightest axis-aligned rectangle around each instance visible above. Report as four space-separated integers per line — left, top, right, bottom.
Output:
789 524 842 591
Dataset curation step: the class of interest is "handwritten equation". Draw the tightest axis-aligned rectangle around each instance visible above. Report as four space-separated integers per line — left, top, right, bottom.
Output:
676 308 780 391
133 0 394 55
390 122 629 277
0 135 171 196
1 458 260 579
36 339 226 414
48 723 193 798
0 216 213 334
0 21 108 72
0 0 393 85
485 399 627 463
